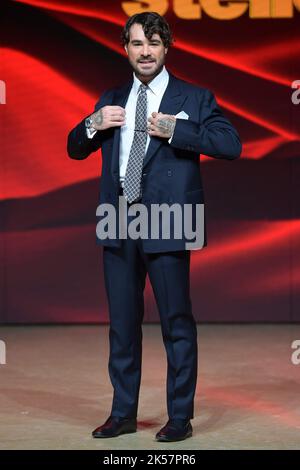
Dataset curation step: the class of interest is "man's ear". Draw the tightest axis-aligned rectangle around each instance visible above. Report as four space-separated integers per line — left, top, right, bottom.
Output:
124 44 128 55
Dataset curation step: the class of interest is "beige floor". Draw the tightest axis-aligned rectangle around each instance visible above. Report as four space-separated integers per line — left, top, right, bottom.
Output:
0 324 300 450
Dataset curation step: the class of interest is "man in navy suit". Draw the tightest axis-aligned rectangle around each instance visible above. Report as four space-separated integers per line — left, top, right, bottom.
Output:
67 12 241 442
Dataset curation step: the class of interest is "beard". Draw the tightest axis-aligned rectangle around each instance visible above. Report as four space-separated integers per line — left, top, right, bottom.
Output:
129 55 165 81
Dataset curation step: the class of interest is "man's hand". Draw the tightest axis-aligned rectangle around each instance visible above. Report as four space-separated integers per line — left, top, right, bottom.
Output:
147 112 176 139
90 106 126 131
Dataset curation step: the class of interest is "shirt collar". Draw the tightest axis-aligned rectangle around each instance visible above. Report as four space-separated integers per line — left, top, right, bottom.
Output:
132 65 169 96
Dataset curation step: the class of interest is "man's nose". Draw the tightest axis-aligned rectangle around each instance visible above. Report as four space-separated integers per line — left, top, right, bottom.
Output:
142 44 150 56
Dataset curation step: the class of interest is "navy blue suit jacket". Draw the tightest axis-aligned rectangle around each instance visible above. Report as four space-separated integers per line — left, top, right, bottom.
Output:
67 72 242 252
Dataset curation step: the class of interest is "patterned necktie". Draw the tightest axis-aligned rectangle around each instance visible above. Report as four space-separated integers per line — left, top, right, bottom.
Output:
123 83 148 203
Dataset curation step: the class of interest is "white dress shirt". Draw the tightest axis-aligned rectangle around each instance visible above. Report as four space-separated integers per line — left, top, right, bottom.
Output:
87 66 172 186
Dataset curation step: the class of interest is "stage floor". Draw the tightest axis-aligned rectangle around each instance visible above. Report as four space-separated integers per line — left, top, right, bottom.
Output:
0 324 300 450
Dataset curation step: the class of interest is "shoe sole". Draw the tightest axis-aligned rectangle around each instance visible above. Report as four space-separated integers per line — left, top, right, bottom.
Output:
92 428 137 438
155 430 193 442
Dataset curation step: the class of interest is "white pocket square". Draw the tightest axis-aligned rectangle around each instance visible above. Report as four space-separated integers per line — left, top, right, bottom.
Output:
175 110 189 120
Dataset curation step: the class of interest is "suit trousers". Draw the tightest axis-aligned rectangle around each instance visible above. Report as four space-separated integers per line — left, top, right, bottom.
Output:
102 189 198 420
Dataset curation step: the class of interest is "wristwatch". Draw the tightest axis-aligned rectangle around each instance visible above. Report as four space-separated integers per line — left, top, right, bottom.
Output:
85 116 94 129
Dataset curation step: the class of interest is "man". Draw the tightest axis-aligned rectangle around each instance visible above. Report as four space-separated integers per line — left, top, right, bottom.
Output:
67 12 241 442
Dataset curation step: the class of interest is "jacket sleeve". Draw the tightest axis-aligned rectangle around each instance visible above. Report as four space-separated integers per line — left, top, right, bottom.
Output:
67 89 113 160
170 89 242 160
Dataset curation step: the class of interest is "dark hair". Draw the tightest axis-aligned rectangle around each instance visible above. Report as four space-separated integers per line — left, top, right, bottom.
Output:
121 12 174 48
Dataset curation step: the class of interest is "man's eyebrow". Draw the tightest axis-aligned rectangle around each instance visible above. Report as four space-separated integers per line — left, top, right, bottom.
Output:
130 39 162 43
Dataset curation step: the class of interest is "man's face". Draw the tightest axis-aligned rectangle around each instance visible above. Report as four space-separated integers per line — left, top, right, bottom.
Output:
124 23 168 82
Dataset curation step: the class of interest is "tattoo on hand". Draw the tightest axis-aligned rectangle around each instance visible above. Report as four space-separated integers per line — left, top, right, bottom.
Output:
94 109 103 126
157 118 175 136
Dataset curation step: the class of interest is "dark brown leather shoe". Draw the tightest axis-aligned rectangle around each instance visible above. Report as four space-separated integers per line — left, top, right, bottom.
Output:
155 419 193 442
92 416 137 438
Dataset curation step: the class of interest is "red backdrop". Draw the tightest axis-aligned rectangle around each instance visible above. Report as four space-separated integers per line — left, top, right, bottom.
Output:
1 0 300 322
